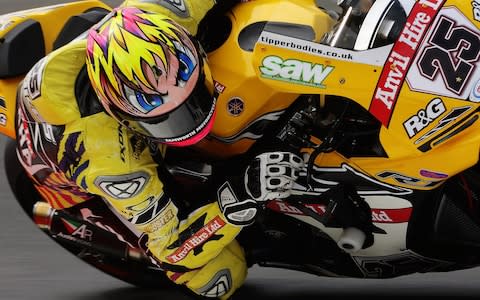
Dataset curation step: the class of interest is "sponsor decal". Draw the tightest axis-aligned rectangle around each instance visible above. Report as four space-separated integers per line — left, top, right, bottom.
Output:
214 81 226 94
267 200 412 223
131 135 147 160
258 31 388 65
94 171 149 199
369 0 445 126
227 97 244 116
17 108 36 166
71 224 93 241
60 218 93 241
17 58 48 123
419 169 448 179
473 0 480 22
16 102 57 167
0 113 6 126
377 171 444 188
414 106 471 144
163 96 216 144
11 119 55 171
259 56 334 88
143 208 176 233
403 98 446 138
25 58 47 100
166 216 226 263
259 33 354 61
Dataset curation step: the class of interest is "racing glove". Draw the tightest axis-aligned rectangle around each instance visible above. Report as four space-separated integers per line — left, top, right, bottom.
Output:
216 152 304 226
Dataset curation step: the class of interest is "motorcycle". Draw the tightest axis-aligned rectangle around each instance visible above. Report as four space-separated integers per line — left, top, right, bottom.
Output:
2 0 480 296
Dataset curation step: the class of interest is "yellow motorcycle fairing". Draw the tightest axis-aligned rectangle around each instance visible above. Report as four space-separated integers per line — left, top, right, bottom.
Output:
195 0 335 157
0 0 111 139
198 0 480 191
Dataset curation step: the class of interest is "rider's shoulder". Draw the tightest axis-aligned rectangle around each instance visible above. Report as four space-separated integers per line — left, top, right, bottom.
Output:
19 39 87 126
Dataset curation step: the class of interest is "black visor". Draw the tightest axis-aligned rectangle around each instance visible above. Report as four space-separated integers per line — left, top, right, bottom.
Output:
110 77 217 144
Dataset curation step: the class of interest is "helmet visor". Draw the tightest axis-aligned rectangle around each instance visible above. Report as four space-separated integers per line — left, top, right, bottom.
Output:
111 77 217 145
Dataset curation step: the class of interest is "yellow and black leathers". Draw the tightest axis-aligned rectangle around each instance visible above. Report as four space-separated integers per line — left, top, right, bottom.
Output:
15 0 247 299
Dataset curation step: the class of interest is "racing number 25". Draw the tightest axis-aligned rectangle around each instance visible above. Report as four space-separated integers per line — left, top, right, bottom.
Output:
418 16 480 95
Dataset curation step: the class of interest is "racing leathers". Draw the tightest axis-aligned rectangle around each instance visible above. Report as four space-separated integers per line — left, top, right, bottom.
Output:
14 1 298 299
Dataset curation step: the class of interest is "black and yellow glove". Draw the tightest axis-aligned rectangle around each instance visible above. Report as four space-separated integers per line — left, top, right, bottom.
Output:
217 152 304 226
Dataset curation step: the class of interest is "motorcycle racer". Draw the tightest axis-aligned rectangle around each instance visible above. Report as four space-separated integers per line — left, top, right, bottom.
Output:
5 0 480 298
14 1 304 299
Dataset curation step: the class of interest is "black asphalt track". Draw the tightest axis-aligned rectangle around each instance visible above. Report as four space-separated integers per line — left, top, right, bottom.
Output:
1 1 480 299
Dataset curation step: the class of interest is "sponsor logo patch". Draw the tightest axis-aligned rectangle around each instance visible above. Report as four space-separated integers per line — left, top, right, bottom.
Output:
260 56 334 88
166 216 226 263
403 98 446 138
214 81 226 94
227 97 244 116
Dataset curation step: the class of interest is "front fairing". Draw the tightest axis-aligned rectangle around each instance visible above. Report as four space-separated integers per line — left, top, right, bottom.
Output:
250 0 480 190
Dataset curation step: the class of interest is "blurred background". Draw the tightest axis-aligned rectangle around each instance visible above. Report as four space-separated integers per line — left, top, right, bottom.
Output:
1 1 480 299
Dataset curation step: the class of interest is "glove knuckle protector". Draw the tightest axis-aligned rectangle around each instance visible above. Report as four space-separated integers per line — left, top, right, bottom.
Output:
244 151 304 202
217 182 258 226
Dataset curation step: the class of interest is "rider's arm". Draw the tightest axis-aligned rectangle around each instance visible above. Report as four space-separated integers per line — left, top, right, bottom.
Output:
68 117 241 270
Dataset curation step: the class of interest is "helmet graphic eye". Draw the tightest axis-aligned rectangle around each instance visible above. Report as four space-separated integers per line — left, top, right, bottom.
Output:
178 51 195 82
136 92 164 112
124 84 164 114
173 40 197 85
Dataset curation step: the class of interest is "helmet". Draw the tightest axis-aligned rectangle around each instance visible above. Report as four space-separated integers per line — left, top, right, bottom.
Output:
321 0 408 50
86 7 217 146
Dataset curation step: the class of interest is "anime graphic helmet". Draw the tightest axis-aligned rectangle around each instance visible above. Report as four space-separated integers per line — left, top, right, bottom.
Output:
86 7 217 146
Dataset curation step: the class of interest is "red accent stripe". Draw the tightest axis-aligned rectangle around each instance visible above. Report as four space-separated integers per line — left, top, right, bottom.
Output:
169 272 184 282
368 0 446 126
267 200 412 223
